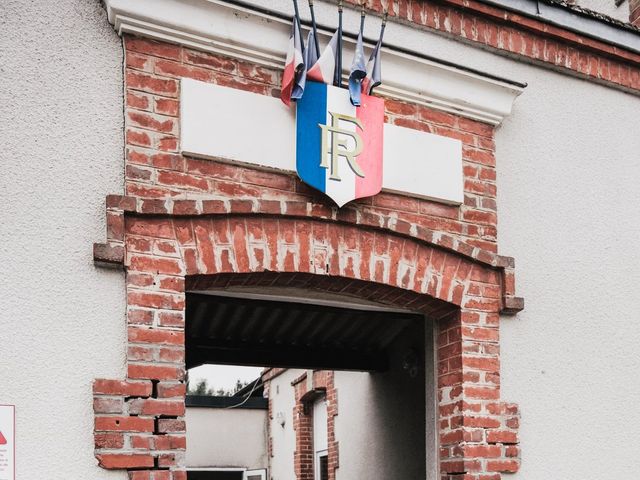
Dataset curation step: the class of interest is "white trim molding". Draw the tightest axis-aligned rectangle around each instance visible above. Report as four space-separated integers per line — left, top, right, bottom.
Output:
104 0 525 125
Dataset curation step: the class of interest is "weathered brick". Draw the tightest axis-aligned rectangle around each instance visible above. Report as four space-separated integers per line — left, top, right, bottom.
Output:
97 454 155 469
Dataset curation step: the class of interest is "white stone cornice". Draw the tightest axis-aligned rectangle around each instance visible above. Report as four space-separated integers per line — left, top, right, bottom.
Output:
104 0 525 125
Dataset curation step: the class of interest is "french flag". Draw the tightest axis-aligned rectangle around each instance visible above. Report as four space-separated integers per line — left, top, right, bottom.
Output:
307 30 339 84
362 37 382 95
281 18 304 106
296 81 383 207
348 28 367 106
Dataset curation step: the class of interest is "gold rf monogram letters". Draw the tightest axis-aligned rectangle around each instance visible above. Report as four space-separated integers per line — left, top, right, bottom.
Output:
319 112 365 181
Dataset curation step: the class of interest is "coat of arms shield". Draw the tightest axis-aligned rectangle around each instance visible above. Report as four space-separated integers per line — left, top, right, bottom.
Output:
295 81 384 207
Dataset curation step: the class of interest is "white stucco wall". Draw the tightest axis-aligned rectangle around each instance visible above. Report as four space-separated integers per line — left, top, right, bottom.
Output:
268 369 300 480
185 407 268 469
0 1 125 479
367 19 640 480
2 0 639 478
496 60 640 479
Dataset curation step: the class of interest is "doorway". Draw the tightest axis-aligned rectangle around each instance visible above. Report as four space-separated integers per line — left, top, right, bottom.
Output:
184 287 433 480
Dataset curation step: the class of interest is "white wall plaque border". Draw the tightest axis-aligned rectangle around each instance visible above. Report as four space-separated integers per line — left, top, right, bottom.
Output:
181 78 464 205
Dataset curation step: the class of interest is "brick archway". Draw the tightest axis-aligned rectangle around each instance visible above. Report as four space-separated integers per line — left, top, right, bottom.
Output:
93 194 522 480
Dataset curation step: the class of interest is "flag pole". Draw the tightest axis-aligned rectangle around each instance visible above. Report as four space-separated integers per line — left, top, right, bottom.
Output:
308 0 321 59
292 0 305 55
337 0 343 87
360 1 366 35
370 10 387 95
380 9 388 42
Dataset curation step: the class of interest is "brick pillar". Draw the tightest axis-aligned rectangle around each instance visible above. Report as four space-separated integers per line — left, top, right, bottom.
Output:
438 310 520 479
292 371 338 480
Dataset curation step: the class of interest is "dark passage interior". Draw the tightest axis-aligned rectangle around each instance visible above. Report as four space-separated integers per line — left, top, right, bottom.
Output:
186 289 424 372
185 287 428 480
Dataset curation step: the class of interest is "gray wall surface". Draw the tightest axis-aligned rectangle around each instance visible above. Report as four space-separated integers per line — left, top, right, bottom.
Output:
0 1 125 479
267 323 426 480
185 407 268 469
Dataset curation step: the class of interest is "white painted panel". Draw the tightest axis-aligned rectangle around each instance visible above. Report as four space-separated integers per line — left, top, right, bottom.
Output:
382 124 463 205
181 78 463 205
181 77 296 170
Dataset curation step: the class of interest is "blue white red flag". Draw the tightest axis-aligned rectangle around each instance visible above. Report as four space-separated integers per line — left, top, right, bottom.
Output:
362 37 382 95
296 81 384 207
307 30 339 84
305 31 319 69
281 18 305 106
348 29 367 106
292 31 318 101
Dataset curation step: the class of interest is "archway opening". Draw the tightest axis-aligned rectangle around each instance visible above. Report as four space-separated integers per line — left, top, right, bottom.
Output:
184 282 438 480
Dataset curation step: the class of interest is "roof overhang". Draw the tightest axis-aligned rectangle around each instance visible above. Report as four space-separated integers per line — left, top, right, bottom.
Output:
185 291 430 372
103 0 526 125
481 0 640 55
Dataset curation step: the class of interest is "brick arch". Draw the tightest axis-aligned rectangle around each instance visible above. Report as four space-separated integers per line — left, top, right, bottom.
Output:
92 195 522 480
168 215 497 310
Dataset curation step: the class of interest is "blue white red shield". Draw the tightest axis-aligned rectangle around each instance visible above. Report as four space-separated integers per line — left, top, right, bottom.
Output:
296 81 384 207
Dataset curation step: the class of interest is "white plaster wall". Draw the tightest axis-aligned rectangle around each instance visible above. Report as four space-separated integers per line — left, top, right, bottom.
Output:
0 1 125 479
496 63 640 479
576 0 630 22
397 24 640 480
185 407 268 468
268 369 301 480
1 0 638 478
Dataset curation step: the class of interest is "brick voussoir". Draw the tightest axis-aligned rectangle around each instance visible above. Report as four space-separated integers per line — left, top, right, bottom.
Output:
98 195 501 266
94 194 525 314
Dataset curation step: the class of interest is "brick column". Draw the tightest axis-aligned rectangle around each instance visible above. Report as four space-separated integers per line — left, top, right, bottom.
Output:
438 310 520 479
292 371 338 480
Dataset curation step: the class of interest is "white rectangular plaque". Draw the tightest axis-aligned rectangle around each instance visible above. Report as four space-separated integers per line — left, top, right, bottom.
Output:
180 78 463 205
0 405 14 480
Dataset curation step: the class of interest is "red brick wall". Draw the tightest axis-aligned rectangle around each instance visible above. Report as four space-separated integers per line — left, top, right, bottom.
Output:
92 30 525 480
354 0 640 92
122 36 500 253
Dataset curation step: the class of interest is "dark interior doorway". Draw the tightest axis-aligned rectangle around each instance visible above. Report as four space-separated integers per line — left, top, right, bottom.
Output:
186 288 424 372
